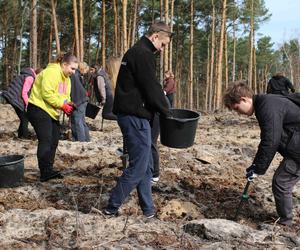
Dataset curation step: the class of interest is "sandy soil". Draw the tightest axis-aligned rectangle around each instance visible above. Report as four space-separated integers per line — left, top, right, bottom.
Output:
0 103 299 249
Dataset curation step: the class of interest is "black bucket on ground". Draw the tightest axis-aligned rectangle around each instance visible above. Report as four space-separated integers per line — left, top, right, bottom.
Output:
0 155 24 188
86 103 101 119
159 108 200 148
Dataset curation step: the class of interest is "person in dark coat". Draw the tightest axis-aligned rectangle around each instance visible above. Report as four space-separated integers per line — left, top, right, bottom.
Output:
70 62 90 142
2 68 39 139
267 72 295 95
90 64 117 120
104 21 172 218
224 81 300 227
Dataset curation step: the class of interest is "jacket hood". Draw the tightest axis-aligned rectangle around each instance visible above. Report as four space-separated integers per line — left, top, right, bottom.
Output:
47 63 68 80
20 68 36 78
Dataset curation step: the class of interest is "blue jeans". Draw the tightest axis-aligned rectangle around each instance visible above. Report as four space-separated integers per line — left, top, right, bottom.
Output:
106 115 155 216
70 101 90 142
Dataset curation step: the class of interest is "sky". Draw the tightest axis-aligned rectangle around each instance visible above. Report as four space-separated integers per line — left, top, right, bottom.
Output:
258 0 300 48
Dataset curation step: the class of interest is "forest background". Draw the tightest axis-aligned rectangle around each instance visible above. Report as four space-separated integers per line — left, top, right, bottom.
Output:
0 0 298 111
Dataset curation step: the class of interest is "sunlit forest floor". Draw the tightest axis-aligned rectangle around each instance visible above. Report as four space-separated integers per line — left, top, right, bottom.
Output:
0 104 299 249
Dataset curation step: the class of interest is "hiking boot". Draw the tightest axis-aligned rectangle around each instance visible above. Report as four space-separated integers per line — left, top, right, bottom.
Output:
40 169 64 182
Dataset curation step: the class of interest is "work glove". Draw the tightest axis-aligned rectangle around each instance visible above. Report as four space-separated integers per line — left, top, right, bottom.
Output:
246 164 258 182
86 91 91 97
291 88 296 93
61 101 74 116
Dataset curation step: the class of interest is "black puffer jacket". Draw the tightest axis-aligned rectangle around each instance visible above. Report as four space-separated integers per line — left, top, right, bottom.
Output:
267 76 295 95
253 94 300 174
2 68 35 111
113 36 169 119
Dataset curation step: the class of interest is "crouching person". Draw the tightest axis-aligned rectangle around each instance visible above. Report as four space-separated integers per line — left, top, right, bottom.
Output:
27 53 78 182
223 81 300 227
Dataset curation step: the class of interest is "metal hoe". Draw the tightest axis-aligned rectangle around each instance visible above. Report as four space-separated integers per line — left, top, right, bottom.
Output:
234 180 251 220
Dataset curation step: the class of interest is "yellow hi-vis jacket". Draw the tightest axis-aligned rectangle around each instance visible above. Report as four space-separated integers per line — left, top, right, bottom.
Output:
29 63 71 120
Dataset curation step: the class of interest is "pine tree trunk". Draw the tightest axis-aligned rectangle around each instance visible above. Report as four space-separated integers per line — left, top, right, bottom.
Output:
248 0 254 89
169 0 174 71
208 1 215 112
73 0 80 59
48 15 53 62
205 35 210 111
102 0 106 68
30 0 37 69
215 0 227 109
18 1 29 74
164 0 169 72
79 0 84 61
113 0 119 56
232 19 236 82
122 0 128 54
224 29 229 90
130 0 138 47
188 0 194 109
51 0 60 55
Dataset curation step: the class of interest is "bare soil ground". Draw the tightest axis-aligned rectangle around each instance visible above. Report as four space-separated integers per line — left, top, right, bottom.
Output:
0 104 299 249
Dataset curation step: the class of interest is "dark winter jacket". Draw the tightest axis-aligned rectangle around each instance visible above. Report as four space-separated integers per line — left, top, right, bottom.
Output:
93 69 113 104
70 69 88 107
113 36 170 120
2 68 35 111
267 76 295 95
252 94 300 174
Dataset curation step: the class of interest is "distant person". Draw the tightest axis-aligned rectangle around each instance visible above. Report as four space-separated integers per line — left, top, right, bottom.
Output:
163 70 176 107
27 53 78 182
90 63 117 120
2 68 40 139
267 72 295 95
70 62 90 142
104 21 172 218
224 81 300 227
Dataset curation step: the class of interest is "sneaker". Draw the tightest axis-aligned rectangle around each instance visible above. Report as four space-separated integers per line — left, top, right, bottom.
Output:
40 169 64 182
115 148 124 156
145 214 155 219
103 209 119 217
151 177 159 184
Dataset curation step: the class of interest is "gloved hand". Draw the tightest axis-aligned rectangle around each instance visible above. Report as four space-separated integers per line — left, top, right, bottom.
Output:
291 88 296 93
86 91 91 97
246 164 257 182
61 102 74 115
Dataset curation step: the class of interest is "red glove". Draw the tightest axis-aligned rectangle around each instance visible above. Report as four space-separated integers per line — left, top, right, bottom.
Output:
86 91 91 97
61 102 74 115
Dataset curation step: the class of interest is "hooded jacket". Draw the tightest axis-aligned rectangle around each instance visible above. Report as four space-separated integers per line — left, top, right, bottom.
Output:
113 36 169 119
253 93 300 174
267 76 295 95
2 68 35 111
29 63 71 120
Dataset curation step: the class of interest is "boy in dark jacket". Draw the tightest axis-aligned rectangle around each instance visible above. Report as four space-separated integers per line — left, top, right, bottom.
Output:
224 81 300 227
104 21 172 218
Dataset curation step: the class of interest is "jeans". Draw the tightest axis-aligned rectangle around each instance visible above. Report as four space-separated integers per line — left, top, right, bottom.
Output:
12 105 29 138
70 101 90 142
272 158 300 225
106 115 155 216
27 103 60 173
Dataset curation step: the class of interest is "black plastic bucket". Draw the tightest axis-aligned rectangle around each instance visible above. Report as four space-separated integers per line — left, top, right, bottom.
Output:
86 103 101 119
160 109 200 148
0 155 24 188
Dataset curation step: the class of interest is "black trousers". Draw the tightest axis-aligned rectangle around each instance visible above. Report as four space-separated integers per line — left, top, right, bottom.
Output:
27 103 60 173
12 105 29 138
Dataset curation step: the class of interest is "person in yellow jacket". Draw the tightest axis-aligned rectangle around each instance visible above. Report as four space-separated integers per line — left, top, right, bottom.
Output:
27 53 78 182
